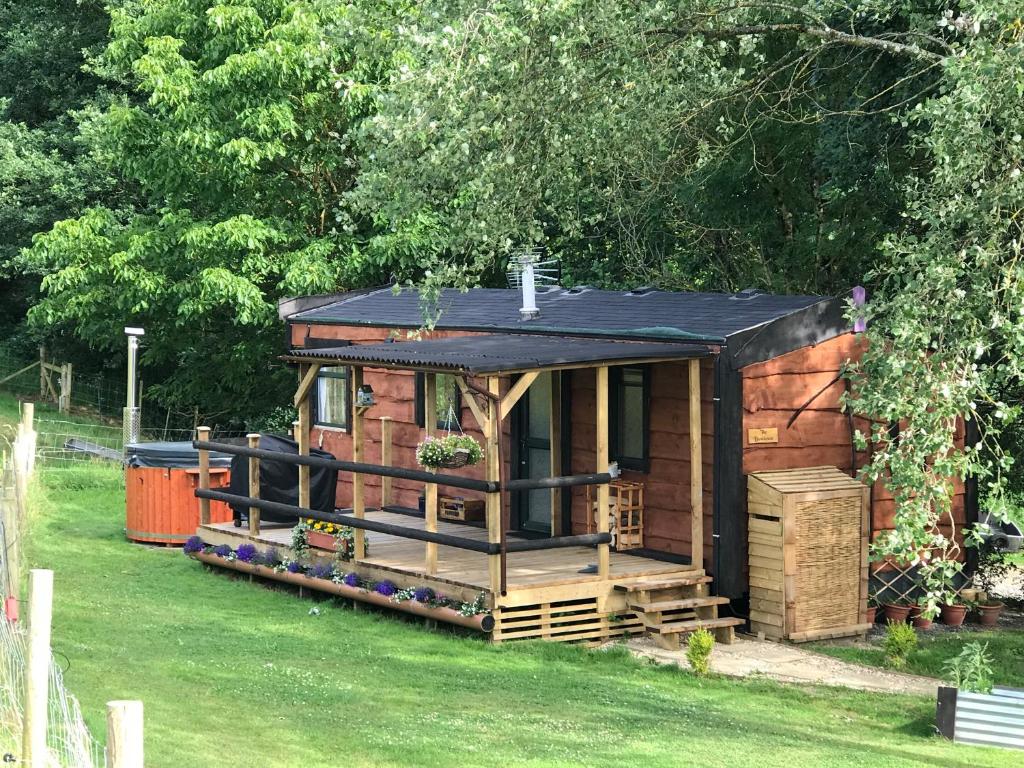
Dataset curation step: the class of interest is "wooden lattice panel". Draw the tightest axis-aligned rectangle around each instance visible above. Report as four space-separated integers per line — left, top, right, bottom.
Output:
747 466 870 643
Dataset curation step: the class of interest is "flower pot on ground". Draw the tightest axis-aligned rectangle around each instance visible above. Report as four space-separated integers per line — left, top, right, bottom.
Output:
883 603 911 623
940 603 968 627
865 605 877 624
909 604 933 630
975 601 1004 627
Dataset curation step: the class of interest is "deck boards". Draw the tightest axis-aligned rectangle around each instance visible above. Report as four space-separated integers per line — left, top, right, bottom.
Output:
198 510 692 593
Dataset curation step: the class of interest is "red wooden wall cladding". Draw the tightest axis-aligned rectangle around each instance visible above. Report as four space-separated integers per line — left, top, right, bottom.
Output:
740 333 967 569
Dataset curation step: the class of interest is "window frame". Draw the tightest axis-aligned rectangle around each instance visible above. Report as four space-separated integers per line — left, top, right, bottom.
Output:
609 365 650 472
415 372 462 430
313 365 352 431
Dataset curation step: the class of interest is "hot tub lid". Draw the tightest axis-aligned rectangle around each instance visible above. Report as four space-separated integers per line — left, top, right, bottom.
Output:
125 441 234 469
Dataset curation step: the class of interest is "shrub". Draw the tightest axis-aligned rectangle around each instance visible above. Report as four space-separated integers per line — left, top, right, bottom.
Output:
686 628 715 677
943 641 994 693
883 621 918 669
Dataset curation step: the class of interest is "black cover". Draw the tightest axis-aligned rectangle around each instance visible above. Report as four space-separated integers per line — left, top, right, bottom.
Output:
125 441 233 469
228 434 337 524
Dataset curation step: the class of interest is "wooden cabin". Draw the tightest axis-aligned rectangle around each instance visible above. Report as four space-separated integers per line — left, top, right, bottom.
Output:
193 286 974 644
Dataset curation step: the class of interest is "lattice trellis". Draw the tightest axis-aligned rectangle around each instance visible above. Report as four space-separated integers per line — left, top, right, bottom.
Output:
870 559 968 605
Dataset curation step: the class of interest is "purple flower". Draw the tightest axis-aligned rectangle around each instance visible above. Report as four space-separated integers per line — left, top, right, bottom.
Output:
183 536 203 555
342 572 360 588
235 544 257 563
375 580 397 598
413 587 435 603
286 561 303 574
256 548 281 566
307 562 334 580
213 544 232 558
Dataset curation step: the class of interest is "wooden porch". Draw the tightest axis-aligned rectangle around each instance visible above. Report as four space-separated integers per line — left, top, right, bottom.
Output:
192 333 742 644
197 510 722 643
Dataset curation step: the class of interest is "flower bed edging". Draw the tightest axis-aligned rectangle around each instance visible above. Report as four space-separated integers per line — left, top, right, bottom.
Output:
191 551 495 633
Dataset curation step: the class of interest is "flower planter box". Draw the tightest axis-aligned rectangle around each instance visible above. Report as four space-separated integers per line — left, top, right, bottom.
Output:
306 530 351 554
937 685 1024 751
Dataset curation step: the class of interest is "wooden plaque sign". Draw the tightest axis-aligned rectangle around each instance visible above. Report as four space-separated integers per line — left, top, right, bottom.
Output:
748 427 779 445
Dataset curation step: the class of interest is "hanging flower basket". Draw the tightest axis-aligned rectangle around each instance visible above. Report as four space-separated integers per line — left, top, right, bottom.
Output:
416 435 483 470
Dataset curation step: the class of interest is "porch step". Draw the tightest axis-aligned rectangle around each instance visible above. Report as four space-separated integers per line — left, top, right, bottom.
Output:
615 575 711 592
628 596 730 613
650 616 744 635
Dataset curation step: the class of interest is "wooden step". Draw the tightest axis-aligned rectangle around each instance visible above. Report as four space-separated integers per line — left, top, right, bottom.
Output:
649 616 744 635
615 575 711 592
628 596 730 612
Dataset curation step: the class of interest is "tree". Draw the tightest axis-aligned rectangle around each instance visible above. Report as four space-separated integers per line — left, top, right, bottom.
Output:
25 0 402 424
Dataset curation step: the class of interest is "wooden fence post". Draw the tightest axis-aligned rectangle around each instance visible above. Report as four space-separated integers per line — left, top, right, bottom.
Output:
106 700 144 768
380 416 393 508
22 569 53 767
197 426 211 526
1 453 19 602
247 433 261 536
38 347 45 400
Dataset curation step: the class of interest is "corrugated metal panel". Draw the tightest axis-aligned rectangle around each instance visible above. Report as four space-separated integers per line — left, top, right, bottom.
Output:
954 688 1024 751
287 333 709 374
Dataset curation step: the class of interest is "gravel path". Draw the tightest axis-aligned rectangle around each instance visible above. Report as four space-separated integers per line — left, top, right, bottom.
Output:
626 635 940 695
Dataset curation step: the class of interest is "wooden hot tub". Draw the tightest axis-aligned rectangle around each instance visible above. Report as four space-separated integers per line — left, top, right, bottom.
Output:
125 442 233 545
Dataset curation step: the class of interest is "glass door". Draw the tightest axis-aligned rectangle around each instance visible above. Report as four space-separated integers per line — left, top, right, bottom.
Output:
512 372 552 534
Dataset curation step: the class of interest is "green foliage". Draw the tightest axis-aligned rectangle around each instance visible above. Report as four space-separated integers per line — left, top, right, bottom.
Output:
23 0 402 424
686 627 715 677
944 641 995 694
883 621 918 669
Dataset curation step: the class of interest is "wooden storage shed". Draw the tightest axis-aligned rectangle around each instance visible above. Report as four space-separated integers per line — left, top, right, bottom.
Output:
747 467 870 641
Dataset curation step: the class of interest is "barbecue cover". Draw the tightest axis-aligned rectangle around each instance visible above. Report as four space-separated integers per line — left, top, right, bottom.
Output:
227 433 338 522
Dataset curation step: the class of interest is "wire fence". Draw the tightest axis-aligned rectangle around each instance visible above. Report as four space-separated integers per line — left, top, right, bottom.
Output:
0 425 106 767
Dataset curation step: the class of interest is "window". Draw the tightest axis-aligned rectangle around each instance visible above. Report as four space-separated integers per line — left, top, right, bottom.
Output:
415 373 462 430
314 366 350 430
610 366 649 471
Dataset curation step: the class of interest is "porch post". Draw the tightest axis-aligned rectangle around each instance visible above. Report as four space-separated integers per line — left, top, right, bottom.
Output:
379 416 393 507
352 366 366 560
485 377 502 594
424 373 438 574
297 364 311 510
689 358 704 571
595 366 610 579
549 372 563 537
197 426 211 525
247 433 261 536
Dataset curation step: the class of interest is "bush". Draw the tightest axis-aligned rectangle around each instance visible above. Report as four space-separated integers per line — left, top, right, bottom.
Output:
883 621 918 669
686 628 715 676
943 641 994 693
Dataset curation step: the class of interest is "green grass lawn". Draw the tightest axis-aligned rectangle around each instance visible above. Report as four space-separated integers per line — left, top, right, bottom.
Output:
811 625 1024 689
18 463 1022 768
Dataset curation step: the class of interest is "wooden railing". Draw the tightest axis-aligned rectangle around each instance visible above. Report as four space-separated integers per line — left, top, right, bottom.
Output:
192 437 615 594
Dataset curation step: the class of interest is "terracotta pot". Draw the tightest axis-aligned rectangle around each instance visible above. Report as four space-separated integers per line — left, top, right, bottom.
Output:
909 604 933 630
883 603 911 623
865 605 877 625
306 530 350 553
976 602 1004 627
939 603 967 627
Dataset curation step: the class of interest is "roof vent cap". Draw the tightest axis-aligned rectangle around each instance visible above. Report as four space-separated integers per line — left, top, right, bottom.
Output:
732 287 765 301
627 286 656 296
564 285 594 295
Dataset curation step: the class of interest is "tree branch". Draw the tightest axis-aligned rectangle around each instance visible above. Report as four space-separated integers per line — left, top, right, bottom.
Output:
657 23 945 62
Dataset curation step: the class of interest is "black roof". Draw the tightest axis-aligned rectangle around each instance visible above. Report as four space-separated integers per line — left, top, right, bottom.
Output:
286 334 709 375
289 287 836 343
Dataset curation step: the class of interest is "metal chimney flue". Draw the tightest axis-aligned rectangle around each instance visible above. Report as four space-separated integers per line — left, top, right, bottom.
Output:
520 253 540 320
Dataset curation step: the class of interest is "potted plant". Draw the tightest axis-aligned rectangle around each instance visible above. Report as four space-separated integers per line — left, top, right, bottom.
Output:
416 434 483 470
940 597 968 627
882 599 911 623
975 599 1005 627
865 591 878 625
909 602 934 630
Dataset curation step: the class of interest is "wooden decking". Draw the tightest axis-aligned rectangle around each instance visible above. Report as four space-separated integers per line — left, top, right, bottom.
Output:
196 511 710 643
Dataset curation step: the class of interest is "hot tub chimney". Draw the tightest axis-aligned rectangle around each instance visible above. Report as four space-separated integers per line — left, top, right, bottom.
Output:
519 251 540 320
